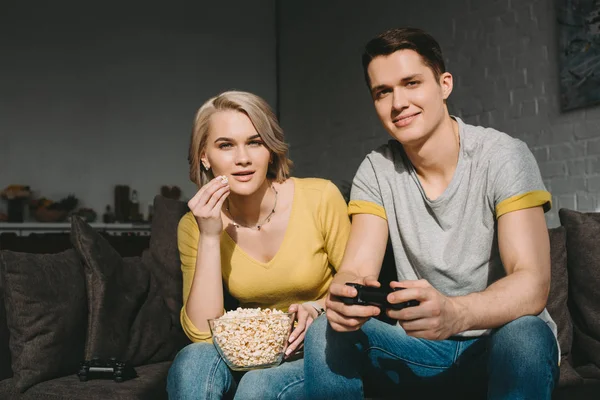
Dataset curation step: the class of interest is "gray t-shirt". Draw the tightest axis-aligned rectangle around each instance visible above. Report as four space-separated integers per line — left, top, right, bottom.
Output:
349 117 557 345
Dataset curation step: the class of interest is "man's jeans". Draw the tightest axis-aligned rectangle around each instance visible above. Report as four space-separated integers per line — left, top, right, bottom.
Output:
305 315 558 399
167 342 305 399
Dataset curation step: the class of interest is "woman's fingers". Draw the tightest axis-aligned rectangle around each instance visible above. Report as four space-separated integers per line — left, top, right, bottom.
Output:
196 177 227 209
205 184 230 211
189 176 228 214
289 306 308 343
286 316 313 358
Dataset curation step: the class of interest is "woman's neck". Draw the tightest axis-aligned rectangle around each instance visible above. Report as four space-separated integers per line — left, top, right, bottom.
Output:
226 180 276 226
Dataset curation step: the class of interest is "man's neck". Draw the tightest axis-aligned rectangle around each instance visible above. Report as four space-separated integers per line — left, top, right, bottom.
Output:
403 116 460 198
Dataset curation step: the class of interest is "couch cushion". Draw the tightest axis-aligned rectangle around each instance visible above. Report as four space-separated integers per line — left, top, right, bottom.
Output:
559 209 600 374
0 259 12 380
144 195 189 321
1 361 171 399
0 249 87 392
547 227 582 387
70 216 176 366
140 196 191 350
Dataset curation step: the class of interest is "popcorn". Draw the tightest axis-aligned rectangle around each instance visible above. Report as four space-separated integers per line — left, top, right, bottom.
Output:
220 175 229 184
209 308 294 369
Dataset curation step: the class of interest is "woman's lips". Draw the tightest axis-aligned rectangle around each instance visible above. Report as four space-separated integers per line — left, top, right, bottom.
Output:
231 172 254 182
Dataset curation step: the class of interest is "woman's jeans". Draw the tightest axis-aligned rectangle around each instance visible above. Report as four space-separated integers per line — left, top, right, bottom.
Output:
305 315 559 399
167 342 304 400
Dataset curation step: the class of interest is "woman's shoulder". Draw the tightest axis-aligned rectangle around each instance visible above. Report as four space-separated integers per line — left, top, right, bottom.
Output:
292 177 335 192
291 177 345 206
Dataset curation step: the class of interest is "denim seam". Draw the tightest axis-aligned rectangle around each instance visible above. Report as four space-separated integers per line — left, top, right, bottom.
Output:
207 354 226 400
452 340 462 364
367 346 448 370
276 377 305 400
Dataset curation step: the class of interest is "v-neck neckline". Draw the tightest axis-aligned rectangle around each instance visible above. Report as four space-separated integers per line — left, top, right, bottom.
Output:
222 177 297 267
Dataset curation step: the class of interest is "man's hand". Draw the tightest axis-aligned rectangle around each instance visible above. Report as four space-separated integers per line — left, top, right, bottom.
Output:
386 280 465 340
325 274 381 332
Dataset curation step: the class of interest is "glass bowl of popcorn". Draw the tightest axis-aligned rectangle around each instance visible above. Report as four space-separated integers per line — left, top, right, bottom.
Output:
208 308 295 371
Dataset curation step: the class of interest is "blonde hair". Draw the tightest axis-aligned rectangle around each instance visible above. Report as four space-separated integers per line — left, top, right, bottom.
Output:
188 91 293 188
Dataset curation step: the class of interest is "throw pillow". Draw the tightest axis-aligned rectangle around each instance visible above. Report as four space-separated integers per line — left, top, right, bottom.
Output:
0 249 87 392
70 216 174 366
144 195 189 322
0 259 13 380
547 227 581 386
558 209 600 372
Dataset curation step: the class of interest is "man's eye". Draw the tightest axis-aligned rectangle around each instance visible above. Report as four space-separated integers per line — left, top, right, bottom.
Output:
375 89 391 99
407 81 419 87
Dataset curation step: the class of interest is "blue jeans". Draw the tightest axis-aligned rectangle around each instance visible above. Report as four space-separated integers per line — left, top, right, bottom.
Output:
167 342 304 400
305 315 558 399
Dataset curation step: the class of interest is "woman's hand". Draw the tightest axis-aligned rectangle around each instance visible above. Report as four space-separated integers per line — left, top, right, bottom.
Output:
284 303 318 359
188 176 230 237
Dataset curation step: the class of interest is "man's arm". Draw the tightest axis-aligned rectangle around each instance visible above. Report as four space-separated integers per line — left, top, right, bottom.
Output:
388 206 550 339
325 213 390 331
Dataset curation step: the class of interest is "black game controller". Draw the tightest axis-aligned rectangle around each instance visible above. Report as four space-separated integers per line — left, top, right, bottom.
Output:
77 357 137 383
340 283 420 310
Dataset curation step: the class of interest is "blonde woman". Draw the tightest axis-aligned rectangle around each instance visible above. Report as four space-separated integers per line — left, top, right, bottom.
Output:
167 91 350 399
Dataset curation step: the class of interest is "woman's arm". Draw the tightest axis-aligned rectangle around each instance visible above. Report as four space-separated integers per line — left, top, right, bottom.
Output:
181 177 230 336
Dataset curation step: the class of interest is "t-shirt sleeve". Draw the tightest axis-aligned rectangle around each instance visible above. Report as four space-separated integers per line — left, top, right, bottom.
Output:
348 156 387 220
319 181 352 271
177 212 213 343
490 140 552 218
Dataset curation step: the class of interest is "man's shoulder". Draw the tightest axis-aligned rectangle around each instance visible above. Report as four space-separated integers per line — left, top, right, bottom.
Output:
362 140 407 169
462 120 529 161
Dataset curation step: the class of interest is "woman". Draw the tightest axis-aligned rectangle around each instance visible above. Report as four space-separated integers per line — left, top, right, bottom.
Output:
167 91 350 399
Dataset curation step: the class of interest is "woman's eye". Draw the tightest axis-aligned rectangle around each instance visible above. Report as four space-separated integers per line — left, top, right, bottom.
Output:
249 141 263 146
218 143 232 149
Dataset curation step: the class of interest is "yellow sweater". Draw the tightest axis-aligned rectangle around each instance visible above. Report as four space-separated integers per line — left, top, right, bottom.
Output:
178 177 351 342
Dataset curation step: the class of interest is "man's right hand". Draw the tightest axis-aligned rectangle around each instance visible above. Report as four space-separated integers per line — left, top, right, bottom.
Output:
325 274 382 332
188 176 230 237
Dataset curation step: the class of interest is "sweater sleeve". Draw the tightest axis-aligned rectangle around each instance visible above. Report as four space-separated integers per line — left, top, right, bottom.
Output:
177 212 213 343
318 181 352 272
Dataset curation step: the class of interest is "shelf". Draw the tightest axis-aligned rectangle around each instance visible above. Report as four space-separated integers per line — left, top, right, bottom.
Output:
0 222 151 236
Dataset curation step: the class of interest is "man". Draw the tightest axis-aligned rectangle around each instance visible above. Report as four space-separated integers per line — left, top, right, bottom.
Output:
305 27 559 399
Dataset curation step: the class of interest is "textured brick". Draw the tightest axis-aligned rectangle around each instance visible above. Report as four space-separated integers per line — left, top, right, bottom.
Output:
550 177 585 194
587 139 600 156
577 193 598 212
549 142 586 161
539 161 566 178
567 159 586 176
556 194 576 210
531 146 548 163
587 158 600 175
588 177 600 193
573 121 600 139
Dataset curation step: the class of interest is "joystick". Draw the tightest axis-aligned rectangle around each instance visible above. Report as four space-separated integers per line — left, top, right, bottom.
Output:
340 283 420 310
78 357 137 383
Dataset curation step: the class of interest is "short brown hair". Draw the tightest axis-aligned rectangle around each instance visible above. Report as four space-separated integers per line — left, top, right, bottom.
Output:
362 28 446 87
188 91 292 187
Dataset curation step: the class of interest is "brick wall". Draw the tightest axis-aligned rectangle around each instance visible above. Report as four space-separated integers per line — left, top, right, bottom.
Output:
278 0 599 227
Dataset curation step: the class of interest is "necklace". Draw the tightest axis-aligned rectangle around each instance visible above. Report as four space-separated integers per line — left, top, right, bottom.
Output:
226 184 278 231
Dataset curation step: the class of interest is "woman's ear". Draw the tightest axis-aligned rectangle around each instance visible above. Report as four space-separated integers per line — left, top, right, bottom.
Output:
200 153 210 170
